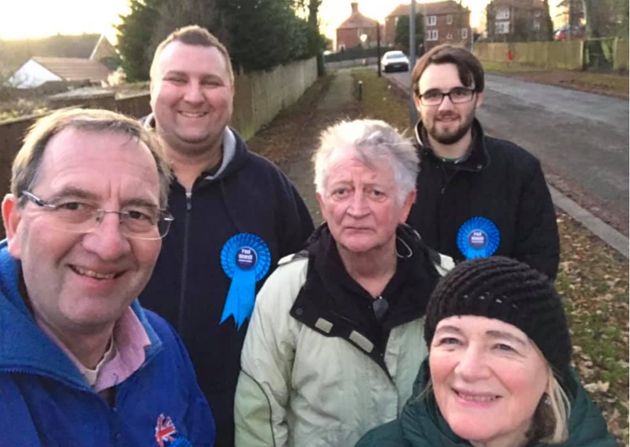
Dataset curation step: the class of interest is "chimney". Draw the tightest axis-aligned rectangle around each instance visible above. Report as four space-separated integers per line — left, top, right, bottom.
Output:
351 2 358 14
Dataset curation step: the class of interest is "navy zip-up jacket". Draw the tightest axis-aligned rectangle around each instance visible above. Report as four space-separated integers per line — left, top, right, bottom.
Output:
0 242 215 447
139 126 314 446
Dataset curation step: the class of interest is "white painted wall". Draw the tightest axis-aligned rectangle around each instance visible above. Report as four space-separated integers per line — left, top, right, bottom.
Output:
9 59 61 88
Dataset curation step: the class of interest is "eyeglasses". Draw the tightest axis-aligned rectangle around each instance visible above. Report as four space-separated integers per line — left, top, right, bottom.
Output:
21 191 174 240
418 87 476 106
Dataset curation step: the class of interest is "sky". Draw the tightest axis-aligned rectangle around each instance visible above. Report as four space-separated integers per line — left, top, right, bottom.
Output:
0 0 130 41
0 0 560 43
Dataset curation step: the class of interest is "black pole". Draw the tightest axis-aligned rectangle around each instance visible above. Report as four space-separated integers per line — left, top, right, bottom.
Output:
408 0 418 127
377 21 382 77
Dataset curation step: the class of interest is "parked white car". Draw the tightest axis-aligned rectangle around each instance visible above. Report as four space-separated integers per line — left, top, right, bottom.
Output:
380 50 410 73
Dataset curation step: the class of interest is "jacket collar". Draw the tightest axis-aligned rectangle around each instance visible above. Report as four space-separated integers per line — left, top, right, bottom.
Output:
300 223 440 331
414 118 490 172
398 360 611 447
142 113 249 185
0 241 161 389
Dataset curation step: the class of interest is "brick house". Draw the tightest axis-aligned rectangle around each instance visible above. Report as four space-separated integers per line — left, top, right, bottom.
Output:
384 1 471 51
486 0 552 42
336 2 381 51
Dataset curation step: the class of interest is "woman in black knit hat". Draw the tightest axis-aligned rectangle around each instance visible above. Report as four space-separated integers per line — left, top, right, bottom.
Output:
357 256 616 447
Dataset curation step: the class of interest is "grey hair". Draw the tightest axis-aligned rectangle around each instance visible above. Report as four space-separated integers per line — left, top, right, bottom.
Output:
312 119 418 204
11 108 172 209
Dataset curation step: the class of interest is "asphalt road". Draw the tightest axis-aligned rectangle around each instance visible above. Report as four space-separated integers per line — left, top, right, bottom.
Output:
388 71 629 229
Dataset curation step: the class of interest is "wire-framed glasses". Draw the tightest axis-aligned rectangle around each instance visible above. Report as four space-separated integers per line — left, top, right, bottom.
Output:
21 190 174 240
418 87 476 106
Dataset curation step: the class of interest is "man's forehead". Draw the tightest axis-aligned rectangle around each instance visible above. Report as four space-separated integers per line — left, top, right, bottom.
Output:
37 128 159 193
418 62 467 89
43 127 148 160
159 42 227 70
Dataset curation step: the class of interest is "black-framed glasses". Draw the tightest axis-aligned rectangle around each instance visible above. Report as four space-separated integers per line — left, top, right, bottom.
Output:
418 87 476 106
20 190 174 240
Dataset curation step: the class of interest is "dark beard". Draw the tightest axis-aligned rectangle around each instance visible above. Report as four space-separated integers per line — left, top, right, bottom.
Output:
428 113 474 145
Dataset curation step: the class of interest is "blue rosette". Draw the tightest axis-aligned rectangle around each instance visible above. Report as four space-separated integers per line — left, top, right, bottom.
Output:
220 233 271 329
456 216 500 260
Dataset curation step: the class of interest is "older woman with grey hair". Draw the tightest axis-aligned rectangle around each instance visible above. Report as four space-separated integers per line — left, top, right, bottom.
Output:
357 257 616 447
234 119 453 447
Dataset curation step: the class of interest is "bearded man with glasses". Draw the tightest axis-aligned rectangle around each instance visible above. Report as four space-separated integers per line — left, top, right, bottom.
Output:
0 108 215 446
407 44 559 280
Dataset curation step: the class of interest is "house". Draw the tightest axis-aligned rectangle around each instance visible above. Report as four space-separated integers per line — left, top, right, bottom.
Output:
9 57 111 89
384 1 472 51
486 0 552 42
336 2 381 51
3 34 118 88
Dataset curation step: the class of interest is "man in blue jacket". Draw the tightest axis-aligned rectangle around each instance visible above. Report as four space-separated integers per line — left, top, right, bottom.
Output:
141 25 314 446
0 108 215 446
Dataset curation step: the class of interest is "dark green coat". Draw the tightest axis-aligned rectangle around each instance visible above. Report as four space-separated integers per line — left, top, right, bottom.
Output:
356 360 617 447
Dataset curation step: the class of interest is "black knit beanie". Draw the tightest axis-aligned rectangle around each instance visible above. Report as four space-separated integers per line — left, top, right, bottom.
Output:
424 256 572 386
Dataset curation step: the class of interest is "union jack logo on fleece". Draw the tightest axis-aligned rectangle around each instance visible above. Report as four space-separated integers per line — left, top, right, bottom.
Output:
154 413 192 447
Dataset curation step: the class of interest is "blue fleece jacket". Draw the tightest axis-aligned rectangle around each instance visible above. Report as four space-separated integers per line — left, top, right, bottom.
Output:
0 241 215 447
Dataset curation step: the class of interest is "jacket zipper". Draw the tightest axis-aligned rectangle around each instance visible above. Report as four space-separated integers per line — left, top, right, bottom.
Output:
177 192 193 332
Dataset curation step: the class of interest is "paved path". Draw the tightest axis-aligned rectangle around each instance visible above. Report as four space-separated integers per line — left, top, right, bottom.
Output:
278 69 358 223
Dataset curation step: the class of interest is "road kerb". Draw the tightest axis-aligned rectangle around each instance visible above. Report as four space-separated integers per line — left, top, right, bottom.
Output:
549 184 629 259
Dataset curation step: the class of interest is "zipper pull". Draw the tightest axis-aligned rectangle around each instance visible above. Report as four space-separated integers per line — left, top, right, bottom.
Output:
186 191 192 211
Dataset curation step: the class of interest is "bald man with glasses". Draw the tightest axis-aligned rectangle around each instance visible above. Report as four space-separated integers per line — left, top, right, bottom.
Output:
407 44 559 280
0 108 215 446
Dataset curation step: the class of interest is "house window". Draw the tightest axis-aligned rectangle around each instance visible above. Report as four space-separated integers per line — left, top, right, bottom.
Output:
495 21 510 34
426 15 437 26
426 29 438 41
496 7 510 20
446 15 453 25
461 28 468 39
532 20 541 31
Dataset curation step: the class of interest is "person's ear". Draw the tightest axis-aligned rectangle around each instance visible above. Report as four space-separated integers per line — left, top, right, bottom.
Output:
316 192 327 221
475 91 485 109
413 94 422 111
399 190 417 223
2 194 23 259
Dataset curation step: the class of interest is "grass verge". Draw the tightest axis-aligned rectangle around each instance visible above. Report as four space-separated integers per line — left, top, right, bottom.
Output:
352 68 629 446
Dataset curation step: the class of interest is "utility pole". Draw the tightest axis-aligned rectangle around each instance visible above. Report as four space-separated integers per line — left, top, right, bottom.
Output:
408 0 418 127
376 21 382 77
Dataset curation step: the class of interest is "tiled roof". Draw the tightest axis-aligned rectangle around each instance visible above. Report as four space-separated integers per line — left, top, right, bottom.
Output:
386 1 469 18
489 0 545 8
338 7 378 29
0 33 108 72
31 57 110 83
338 13 378 28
